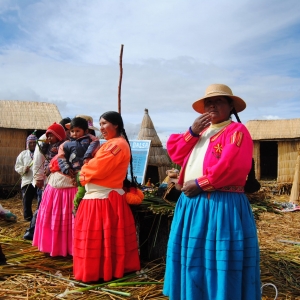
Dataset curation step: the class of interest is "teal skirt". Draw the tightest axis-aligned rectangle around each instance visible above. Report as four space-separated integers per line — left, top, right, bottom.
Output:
163 191 261 300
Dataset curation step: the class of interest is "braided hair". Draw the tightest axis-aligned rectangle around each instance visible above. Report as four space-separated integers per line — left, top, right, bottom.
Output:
99 111 136 188
223 96 242 123
225 98 261 193
231 107 241 123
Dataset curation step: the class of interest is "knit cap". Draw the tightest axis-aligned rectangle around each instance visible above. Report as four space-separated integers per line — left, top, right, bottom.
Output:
46 123 66 141
26 134 37 149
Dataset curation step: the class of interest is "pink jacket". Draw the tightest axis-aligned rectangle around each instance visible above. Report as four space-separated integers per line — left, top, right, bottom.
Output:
167 121 253 192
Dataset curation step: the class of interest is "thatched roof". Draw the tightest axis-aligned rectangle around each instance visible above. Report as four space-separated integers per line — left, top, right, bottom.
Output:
246 119 300 140
0 100 62 130
138 108 163 147
138 108 170 166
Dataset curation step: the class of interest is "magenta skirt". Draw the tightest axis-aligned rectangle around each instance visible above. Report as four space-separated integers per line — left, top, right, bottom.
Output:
33 185 77 256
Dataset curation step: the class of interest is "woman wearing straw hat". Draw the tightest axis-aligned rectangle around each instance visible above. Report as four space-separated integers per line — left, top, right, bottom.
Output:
163 84 260 300
75 115 99 136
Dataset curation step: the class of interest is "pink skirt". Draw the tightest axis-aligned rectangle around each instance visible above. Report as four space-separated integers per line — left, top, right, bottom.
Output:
73 191 140 282
33 185 77 256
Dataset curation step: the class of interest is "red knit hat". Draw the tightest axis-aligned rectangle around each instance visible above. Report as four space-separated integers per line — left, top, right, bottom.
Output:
46 123 66 141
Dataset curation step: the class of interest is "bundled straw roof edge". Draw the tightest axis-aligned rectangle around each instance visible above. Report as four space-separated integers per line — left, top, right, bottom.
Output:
0 100 62 130
246 119 300 140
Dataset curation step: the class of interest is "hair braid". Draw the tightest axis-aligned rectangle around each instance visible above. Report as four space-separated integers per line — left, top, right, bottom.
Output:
99 111 138 188
122 128 137 188
230 105 261 193
231 107 241 123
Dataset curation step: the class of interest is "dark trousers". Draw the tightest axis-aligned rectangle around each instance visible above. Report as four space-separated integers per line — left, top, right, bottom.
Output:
0 244 6 265
26 188 43 234
21 184 37 220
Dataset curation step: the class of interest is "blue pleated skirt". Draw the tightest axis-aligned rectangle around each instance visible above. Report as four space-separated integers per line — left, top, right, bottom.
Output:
163 191 261 300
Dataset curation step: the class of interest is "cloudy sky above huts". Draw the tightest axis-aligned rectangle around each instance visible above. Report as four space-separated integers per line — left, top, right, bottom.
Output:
0 0 299 144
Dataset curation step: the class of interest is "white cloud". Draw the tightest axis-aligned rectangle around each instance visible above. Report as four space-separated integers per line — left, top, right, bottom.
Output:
0 0 299 144
262 115 281 120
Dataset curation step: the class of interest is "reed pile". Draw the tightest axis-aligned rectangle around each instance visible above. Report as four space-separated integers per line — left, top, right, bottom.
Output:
0 183 300 299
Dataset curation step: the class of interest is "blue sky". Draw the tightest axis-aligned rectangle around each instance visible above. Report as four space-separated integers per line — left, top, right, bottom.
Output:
0 0 300 144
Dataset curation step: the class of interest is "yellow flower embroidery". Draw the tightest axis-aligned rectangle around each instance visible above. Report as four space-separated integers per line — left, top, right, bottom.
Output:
214 143 223 153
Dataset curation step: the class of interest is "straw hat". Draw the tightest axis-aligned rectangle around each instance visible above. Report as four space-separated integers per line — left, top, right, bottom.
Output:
192 84 246 113
76 115 99 131
66 115 99 131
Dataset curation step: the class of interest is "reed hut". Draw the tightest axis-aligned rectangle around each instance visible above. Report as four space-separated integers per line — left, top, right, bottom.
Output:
137 108 171 185
246 119 300 183
0 100 62 187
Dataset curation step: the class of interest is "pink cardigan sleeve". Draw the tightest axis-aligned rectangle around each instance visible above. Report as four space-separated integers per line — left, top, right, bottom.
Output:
167 129 200 166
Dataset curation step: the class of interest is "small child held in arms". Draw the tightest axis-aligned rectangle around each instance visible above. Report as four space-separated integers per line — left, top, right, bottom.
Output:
56 117 100 177
50 117 100 213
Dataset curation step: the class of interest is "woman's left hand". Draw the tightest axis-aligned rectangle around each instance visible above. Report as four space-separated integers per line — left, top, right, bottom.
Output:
83 158 90 164
181 180 202 197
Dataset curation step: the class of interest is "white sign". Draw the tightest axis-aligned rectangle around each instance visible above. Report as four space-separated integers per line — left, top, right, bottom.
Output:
129 140 151 184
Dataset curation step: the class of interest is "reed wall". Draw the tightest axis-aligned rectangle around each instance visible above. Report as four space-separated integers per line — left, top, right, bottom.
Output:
253 140 300 183
278 141 300 183
253 141 260 180
0 128 27 186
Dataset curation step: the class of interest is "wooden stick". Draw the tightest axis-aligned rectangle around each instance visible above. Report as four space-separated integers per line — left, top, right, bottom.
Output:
277 239 300 245
37 270 90 287
118 44 124 114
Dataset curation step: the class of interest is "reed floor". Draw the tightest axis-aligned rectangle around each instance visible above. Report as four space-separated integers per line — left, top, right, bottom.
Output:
0 189 299 299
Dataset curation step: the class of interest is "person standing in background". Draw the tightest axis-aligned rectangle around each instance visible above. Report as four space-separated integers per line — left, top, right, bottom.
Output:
75 115 99 136
15 133 38 221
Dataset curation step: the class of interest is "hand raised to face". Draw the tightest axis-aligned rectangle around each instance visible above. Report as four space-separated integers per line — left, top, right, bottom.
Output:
191 113 211 135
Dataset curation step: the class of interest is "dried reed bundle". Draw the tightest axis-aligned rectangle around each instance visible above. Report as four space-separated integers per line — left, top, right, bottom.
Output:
289 150 300 204
1 184 300 299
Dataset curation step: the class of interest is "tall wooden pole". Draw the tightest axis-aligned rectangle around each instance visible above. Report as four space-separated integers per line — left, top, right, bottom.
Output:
290 148 300 205
118 44 124 114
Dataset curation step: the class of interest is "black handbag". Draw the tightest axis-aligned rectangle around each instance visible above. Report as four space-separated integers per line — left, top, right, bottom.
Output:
233 109 261 194
244 158 261 194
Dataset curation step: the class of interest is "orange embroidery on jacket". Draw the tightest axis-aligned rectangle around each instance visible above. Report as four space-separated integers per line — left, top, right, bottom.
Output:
196 177 215 191
210 123 231 142
106 145 121 156
214 143 223 153
183 130 193 142
231 131 244 147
